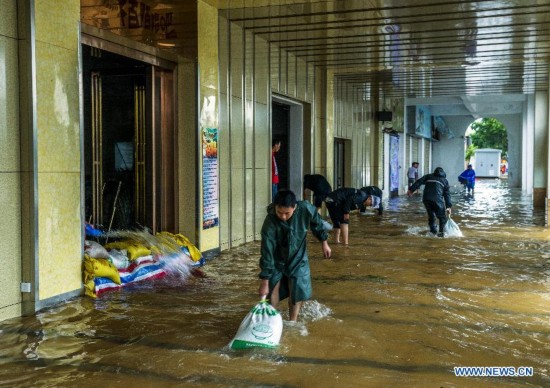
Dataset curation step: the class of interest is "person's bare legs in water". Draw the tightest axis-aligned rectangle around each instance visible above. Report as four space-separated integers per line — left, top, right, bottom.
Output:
269 279 303 321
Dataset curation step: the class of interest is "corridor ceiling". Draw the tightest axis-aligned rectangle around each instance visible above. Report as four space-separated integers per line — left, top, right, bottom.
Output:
82 0 550 117
214 0 549 117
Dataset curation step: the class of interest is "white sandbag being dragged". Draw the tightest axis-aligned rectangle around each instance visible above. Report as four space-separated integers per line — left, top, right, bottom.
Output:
229 297 283 350
444 215 463 237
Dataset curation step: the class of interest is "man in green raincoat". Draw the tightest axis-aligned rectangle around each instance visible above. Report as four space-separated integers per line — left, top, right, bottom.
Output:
258 190 332 321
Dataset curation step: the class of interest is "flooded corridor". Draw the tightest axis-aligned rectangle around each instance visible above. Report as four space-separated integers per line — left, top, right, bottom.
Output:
0 180 549 387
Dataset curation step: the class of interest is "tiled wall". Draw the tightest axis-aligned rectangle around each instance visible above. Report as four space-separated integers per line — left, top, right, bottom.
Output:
218 9 320 250
0 0 22 321
333 76 379 188
217 4 386 250
32 1 82 302
177 60 198 244
197 1 220 252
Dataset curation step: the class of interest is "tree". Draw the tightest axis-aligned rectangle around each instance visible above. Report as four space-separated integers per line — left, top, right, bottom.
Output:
465 144 477 162
468 118 507 157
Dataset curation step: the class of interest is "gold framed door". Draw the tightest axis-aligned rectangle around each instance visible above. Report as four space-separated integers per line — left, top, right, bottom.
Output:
84 44 177 234
150 67 177 233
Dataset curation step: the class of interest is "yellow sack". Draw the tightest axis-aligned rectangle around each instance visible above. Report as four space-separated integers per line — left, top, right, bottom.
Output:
105 240 151 261
157 232 202 262
83 271 94 285
176 234 202 262
126 244 151 261
84 278 97 298
83 255 121 284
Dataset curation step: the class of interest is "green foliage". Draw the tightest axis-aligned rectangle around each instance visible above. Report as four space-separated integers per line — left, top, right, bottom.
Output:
469 118 508 157
465 144 477 161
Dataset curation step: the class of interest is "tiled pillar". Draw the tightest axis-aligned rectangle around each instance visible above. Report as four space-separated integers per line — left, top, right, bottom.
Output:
0 0 23 321
19 0 83 314
197 1 220 253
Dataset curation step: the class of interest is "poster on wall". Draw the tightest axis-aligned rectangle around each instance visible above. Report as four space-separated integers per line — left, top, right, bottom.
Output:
414 105 432 139
202 127 219 229
389 135 400 194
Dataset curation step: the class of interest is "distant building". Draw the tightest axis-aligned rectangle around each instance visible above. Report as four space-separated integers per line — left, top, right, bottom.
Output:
473 149 502 178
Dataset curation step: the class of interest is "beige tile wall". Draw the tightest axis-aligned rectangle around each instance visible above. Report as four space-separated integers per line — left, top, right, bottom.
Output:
216 2 385 250
0 0 22 321
33 0 82 300
218 6 329 250
0 0 17 38
198 1 220 252
177 61 198 243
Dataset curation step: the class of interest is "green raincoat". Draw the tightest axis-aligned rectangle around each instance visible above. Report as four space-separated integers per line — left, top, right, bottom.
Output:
259 201 328 304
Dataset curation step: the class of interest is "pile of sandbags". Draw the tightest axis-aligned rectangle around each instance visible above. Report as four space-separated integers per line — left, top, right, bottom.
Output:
82 232 204 298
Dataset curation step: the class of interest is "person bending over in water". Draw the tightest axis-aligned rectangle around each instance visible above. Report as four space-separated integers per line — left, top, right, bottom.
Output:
303 173 332 211
258 190 331 321
324 187 370 245
358 185 383 216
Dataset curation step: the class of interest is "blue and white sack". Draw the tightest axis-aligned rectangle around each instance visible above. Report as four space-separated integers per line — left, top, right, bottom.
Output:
229 298 283 350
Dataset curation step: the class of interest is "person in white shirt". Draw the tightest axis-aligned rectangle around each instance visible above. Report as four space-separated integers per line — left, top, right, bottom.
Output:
407 162 419 191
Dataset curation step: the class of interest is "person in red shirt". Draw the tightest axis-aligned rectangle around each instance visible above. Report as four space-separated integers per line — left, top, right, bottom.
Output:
272 139 281 199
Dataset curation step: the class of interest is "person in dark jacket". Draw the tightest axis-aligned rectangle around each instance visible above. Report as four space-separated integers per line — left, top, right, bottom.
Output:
324 187 370 245
259 190 331 321
407 167 452 237
303 174 332 210
358 185 383 215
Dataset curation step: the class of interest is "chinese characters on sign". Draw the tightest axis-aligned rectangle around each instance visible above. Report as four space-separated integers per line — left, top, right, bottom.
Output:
80 0 177 41
202 127 219 229
118 0 176 38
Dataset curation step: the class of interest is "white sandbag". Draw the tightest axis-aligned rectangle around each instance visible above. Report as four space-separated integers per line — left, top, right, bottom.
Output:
444 216 463 237
109 249 130 269
84 240 110 259
229 298 283 350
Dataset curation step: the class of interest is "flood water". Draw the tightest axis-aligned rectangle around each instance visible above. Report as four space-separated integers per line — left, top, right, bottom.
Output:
1 179 549 387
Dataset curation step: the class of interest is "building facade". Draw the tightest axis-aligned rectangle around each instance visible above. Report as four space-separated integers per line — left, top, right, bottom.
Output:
1 0 548 322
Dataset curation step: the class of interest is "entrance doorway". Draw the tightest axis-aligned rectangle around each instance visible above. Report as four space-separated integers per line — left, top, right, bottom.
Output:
272 96 304 198
334 138 351 189
82 45 177 233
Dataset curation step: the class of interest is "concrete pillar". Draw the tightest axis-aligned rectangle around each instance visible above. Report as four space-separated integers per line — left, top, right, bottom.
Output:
522 96 534 195
494 114 522 188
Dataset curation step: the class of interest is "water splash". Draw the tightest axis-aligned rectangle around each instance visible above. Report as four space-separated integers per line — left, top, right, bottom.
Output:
405 225 434 237
102 228 198 282
299 300 332 322
104 229 182 255
283 320 309 336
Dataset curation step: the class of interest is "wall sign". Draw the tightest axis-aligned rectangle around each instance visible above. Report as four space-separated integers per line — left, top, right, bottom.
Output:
202 127 219 229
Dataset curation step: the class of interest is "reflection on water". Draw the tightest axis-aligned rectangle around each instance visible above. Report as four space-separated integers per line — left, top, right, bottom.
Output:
1 180 549 387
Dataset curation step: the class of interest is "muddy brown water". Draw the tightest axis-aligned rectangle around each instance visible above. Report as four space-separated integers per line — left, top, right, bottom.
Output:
1 180 549 387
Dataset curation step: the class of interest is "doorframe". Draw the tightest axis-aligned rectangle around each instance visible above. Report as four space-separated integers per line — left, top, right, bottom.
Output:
334 137 352 189
81 25 178 233
81 24 177 70
272 94 304 198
